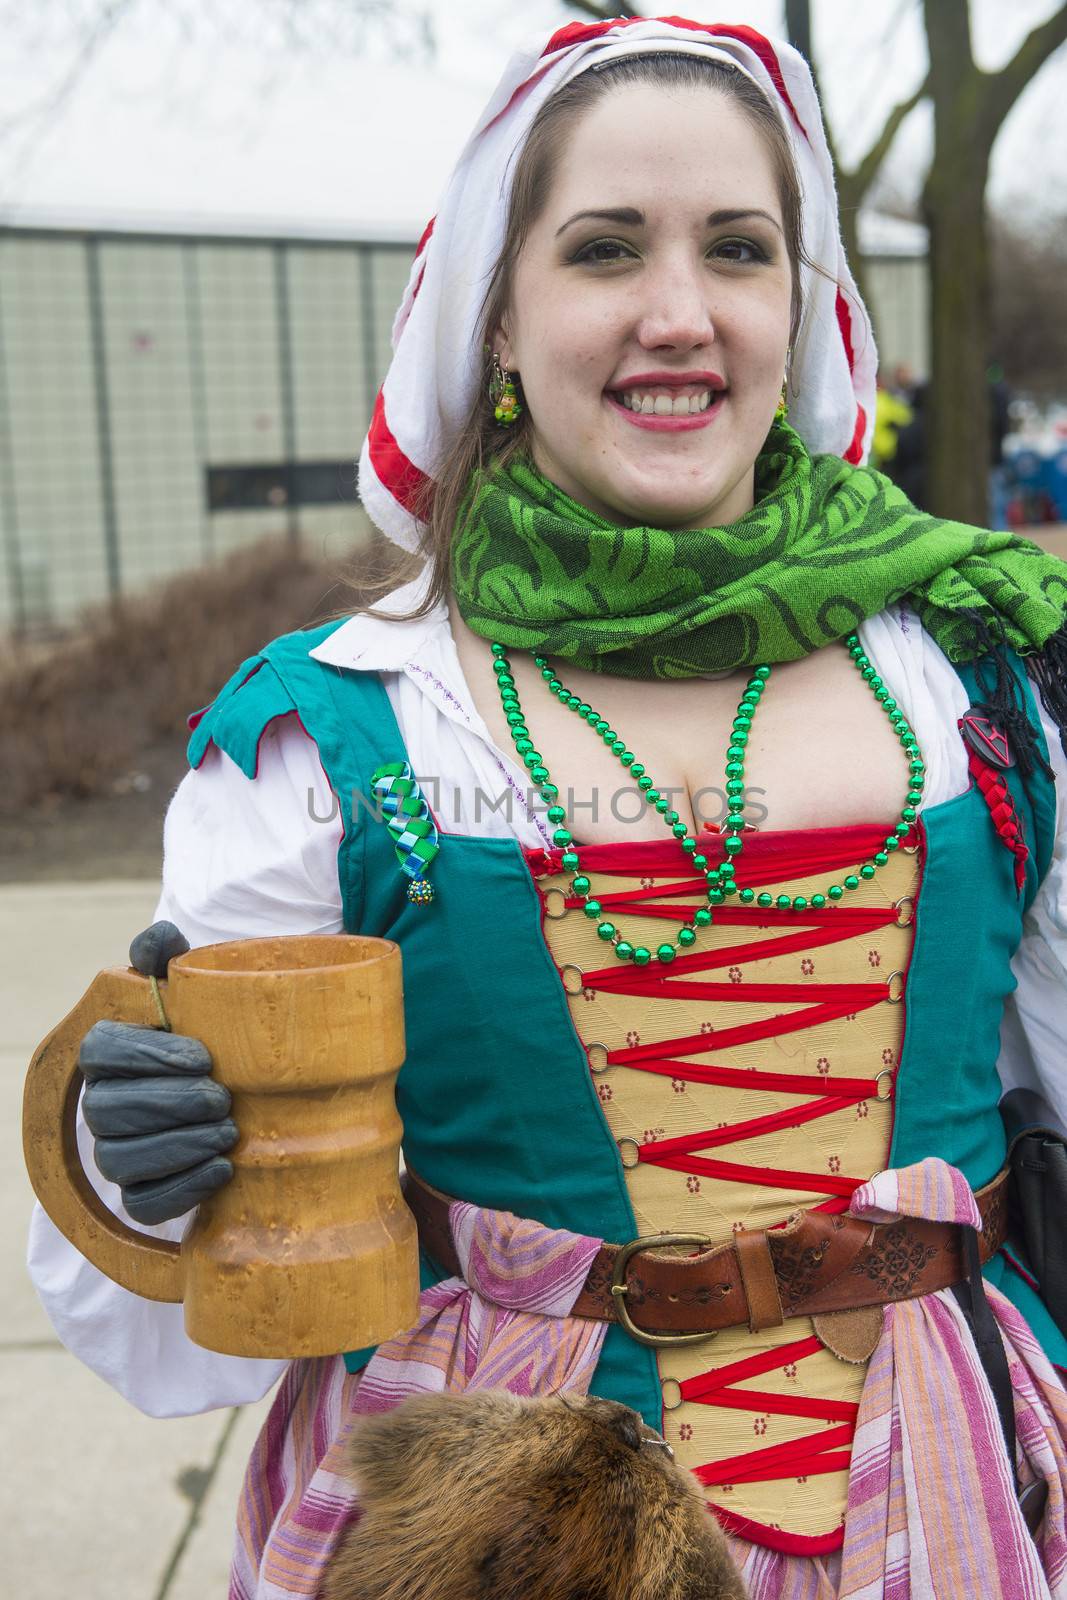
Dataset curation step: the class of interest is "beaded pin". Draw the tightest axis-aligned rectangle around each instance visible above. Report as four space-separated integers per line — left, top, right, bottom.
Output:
370 761 440 905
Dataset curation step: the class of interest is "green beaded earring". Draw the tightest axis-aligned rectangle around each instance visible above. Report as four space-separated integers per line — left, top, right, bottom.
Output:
490 351 522 426
774 348 793 421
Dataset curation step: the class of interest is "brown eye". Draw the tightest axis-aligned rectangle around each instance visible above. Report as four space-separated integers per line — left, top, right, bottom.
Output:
712 238 767 264
573 239 636 264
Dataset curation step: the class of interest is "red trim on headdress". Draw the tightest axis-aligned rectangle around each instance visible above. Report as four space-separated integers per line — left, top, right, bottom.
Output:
844 403 867 465
835 289 856 372
404 218 436 308
835 289 867 461
367 392 431 516
542 18 807 137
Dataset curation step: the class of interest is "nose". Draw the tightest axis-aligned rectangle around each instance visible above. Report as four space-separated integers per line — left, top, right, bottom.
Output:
634 252 716 354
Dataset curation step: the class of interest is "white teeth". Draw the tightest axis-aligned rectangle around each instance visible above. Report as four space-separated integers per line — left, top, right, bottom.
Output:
619 388 715 415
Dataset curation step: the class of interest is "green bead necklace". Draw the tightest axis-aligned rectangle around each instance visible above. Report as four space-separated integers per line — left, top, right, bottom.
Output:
490 633 924 966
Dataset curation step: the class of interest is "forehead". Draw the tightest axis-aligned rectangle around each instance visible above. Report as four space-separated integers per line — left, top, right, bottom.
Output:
540 82 783 221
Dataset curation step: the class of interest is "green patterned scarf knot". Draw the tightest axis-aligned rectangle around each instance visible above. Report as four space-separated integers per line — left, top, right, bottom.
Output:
449 419 1067 689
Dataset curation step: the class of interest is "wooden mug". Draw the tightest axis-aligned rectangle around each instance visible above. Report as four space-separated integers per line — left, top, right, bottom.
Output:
23 933 420 1359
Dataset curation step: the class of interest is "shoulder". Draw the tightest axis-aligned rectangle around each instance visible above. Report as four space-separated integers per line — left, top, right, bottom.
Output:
186 571 448 779
185 619 346 778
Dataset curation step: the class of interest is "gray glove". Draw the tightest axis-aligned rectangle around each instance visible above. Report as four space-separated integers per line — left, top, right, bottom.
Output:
80 920 238 1226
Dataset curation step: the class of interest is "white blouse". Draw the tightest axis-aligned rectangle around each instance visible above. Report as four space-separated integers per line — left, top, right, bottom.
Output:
28 577 1067 1416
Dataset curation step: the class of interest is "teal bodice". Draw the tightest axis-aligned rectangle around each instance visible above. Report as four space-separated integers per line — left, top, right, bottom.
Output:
187 623 1064 1411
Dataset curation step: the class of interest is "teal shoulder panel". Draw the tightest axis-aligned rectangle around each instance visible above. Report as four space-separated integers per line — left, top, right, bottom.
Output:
1007 649 1057 891
257 627 412 937
185 621 345 777
893 646 1058 1181
890 784 1012 1183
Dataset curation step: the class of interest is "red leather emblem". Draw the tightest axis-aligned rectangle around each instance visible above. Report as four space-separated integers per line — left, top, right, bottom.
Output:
959 713 1013 769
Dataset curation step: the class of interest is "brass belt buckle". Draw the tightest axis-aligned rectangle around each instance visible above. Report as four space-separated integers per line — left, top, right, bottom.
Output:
610 1232 717 1348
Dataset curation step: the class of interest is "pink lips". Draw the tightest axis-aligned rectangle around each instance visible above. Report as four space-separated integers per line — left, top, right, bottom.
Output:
612 370 726 388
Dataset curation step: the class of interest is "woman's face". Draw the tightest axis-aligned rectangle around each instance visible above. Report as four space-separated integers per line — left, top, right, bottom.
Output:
494 84 794 529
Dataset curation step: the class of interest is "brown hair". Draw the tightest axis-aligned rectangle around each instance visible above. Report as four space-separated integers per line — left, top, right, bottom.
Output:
348 52 805 623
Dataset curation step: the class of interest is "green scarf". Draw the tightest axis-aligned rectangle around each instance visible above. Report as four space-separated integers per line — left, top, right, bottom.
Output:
449 419 1067 680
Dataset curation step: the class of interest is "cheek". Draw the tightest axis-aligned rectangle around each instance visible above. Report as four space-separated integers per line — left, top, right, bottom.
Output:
731 321 792 403
523 286 617 379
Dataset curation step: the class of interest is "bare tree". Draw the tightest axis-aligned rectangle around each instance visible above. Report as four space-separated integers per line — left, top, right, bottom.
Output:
921 0 1067 521
784 1 927 340
561 1 642 18
786 0 1067 521
990 212 1067 402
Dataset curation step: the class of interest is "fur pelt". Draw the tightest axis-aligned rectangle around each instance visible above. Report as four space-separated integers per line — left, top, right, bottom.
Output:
323 1390 747 1600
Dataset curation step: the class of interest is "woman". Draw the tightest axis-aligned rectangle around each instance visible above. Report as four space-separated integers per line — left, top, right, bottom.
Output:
29 17 1067 1599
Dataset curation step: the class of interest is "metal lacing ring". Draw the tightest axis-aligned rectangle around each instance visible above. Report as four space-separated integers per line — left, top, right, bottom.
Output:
661 1377 683 1412
561 964 584 996
618 1137 641 1170
543 888 567 920
874 1067 895 1101
894 895 915 928
587 1042 610 1075
886 970 905 1004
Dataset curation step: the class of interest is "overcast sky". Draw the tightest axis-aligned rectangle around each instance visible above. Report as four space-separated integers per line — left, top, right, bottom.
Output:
0 0 1064 236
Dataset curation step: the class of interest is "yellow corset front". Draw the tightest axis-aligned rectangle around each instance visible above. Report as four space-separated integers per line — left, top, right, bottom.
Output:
532 823 919 1549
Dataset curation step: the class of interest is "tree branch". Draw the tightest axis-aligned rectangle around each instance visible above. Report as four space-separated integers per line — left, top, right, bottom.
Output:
847 75 929 202
0 0 141 141
563 0 643 19
784 0 813 64
985 3 1067 131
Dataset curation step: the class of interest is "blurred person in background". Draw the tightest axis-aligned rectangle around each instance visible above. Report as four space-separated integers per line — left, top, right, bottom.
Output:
871 371 914 474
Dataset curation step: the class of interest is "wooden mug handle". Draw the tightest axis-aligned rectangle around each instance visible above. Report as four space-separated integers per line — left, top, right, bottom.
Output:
23 966 184 1303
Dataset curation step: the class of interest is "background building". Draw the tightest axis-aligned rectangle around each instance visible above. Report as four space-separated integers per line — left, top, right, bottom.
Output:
0 222 414 632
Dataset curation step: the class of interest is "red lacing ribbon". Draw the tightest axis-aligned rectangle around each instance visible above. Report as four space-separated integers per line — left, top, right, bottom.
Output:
961 739 1028 894
678 1336 858 1487
559 833 909 1214
530 823 916 1528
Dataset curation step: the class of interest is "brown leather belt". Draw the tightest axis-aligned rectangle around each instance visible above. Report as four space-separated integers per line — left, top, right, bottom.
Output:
402 1167 1009 1347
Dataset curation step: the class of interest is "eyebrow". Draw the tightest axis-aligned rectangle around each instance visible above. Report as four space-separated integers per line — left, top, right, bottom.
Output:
554 206 783 238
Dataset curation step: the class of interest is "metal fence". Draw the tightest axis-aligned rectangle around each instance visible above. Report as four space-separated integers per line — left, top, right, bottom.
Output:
0 226 416 632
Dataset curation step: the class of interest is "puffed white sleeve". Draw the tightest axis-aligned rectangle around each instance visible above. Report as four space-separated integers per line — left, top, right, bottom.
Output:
997 696 1067 1119
27 714 345 1416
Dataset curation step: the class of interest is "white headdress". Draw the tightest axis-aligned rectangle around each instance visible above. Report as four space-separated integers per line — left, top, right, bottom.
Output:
358 16 877 554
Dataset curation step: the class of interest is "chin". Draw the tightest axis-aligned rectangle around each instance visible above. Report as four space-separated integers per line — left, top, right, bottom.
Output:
607 491 727 530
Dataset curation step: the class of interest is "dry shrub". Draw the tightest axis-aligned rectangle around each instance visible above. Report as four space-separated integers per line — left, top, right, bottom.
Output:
0 537 348 815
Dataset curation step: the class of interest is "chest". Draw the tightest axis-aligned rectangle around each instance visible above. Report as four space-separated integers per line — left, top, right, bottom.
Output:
451 615 913 845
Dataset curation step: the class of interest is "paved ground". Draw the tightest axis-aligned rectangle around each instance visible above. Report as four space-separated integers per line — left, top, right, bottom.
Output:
5 881 275 1598
1035 522 1067 562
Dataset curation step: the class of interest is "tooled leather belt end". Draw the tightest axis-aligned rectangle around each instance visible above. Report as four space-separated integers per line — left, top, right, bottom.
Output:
402 1167 1009 1342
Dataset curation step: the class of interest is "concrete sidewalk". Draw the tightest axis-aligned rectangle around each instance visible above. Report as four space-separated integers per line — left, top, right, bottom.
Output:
4 882 274 1598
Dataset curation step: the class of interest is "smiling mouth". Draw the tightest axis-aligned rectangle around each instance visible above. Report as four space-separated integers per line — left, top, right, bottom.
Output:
607 383 727 417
